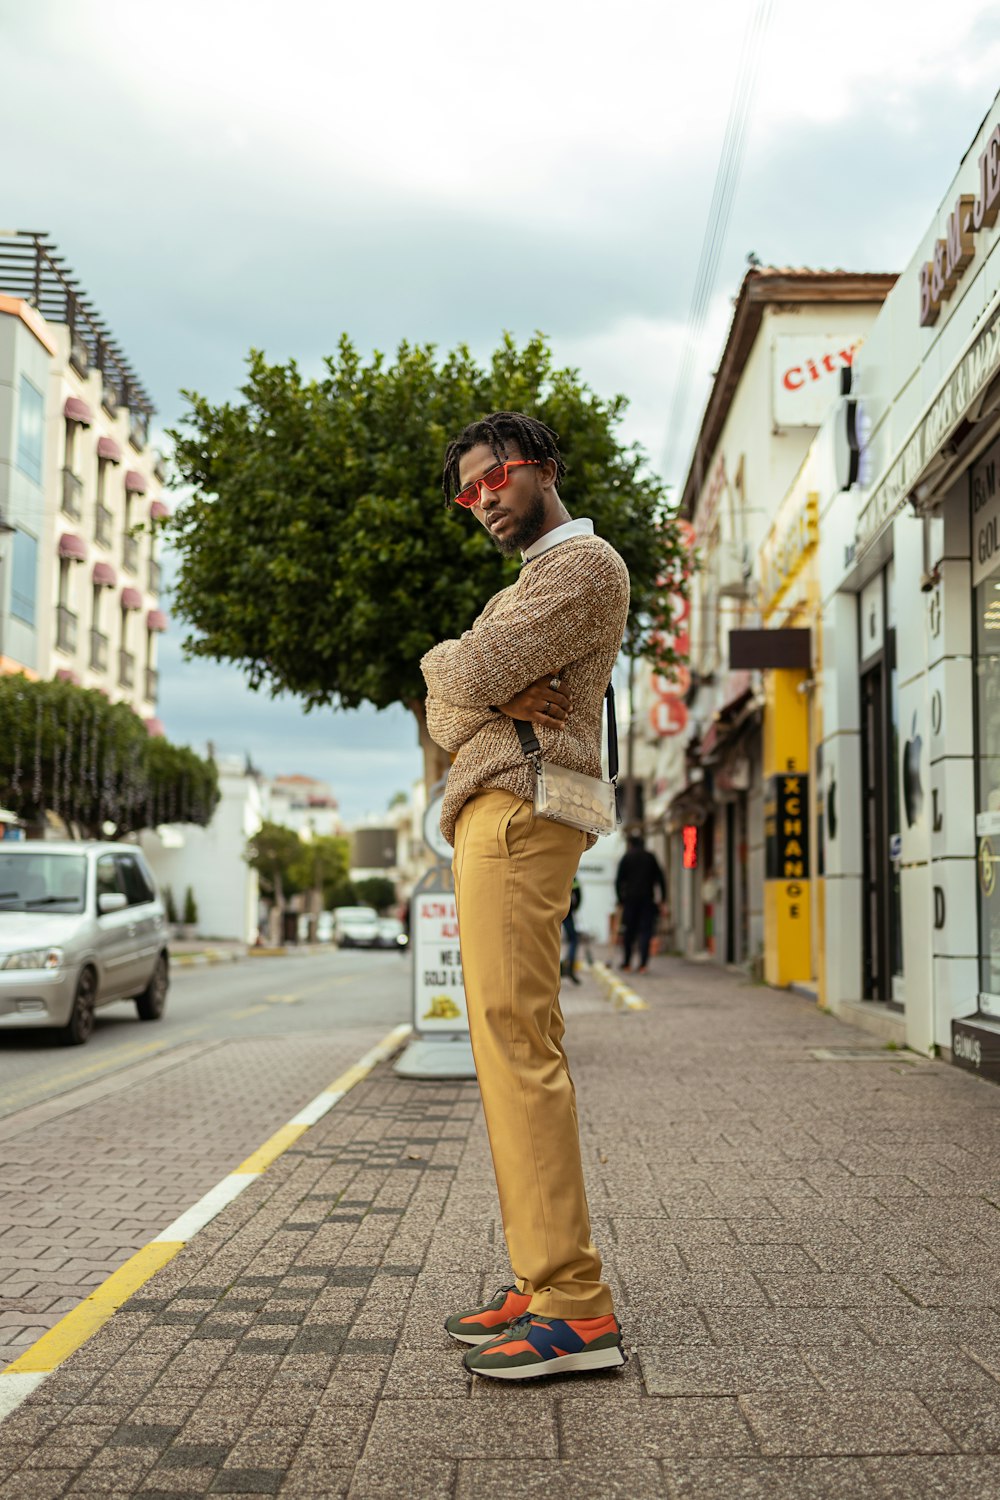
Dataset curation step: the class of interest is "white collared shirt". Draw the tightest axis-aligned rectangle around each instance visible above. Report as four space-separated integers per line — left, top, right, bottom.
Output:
521 517 595 563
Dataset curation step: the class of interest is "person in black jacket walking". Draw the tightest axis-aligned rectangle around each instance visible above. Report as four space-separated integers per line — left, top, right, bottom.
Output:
615 834 665 973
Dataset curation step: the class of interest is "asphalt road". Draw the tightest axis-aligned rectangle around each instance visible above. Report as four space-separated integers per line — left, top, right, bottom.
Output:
0 946 415 1366
0 945 412 1118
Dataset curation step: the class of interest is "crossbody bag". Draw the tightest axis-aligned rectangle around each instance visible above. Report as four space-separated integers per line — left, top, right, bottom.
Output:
512 683 621 838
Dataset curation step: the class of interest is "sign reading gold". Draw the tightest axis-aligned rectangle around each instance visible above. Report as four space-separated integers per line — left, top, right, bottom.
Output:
760 493 818 617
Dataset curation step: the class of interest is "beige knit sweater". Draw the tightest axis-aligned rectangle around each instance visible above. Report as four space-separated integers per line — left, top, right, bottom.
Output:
421 534 631 848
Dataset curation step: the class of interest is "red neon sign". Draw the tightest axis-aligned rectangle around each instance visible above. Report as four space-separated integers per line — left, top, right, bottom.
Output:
682 825 698 870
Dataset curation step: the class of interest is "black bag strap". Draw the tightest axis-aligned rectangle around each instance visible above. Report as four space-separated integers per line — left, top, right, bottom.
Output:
513 683 618 783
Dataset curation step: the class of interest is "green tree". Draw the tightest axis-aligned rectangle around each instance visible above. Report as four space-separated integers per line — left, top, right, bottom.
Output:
245 821 302 911
0 674 218 836
182 886 198 927
354 875 397 913
166 333 689 787
289 834 351 909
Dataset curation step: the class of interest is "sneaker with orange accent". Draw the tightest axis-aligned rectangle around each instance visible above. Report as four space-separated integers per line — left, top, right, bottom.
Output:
444 1285 532 1346
463 1313 626 1380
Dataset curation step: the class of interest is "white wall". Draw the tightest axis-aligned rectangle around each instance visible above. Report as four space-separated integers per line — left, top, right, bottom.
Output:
140 761 262 943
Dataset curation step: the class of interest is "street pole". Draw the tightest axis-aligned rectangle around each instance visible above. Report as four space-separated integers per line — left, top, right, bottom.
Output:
625 652 637 828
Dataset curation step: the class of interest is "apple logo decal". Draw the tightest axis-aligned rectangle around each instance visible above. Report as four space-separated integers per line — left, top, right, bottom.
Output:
903 711 924 828
827 771 838 841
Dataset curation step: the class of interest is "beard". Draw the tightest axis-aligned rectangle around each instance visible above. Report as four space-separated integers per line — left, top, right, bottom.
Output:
490 489 547 559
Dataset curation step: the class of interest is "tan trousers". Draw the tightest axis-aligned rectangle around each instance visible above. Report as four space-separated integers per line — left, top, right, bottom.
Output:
452 788 613 1318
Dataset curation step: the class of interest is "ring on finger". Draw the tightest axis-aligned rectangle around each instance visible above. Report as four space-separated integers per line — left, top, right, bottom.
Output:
543 700 551 713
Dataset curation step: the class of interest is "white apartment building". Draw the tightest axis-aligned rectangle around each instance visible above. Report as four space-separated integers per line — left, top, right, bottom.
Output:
0 232 166 725
264 774 342 839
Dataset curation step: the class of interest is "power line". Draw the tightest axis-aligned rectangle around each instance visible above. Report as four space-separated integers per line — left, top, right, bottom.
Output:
662 0 774 488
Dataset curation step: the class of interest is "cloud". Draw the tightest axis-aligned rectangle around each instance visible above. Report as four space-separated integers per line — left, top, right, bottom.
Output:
6 0 1000 821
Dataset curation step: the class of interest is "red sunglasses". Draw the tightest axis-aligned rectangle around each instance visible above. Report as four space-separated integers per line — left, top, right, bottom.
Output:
453 459 540 508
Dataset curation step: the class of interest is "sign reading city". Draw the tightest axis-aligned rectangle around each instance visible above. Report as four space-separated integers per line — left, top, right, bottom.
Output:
772 336 863 427
920 125 1000 326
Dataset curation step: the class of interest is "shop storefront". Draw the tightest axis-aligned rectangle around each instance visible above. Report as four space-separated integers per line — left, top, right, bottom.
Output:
816 91 1000 1070
971 439 1000 1074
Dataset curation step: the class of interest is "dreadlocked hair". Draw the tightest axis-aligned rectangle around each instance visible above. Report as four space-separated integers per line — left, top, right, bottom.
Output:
441 411 566 503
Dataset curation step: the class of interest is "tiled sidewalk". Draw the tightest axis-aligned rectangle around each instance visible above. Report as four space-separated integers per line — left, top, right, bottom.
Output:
1 958 999 1497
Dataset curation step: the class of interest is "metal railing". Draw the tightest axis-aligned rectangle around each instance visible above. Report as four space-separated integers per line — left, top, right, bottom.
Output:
0 232 155 419
118 649 135 689
90 629 108 672
95 503 113 548
145 666 159 702
148 558 161 594
56 605 78 654
122 535 138 574
61 467 83 519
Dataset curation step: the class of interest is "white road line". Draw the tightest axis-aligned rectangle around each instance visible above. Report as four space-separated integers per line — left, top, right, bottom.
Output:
152 1174 254 1244
288 1091 345 1126
0 1373 45 1421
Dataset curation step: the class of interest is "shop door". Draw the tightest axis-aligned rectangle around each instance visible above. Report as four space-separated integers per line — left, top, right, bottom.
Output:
859 639 902 1006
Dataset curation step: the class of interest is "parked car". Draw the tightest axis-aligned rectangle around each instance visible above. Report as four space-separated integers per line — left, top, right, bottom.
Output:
0 841 169 1045
332 905 380 948
376 916 408 952
315 911 335 943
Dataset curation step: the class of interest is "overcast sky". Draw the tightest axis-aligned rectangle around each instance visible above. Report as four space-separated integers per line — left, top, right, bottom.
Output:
5 0 1000 820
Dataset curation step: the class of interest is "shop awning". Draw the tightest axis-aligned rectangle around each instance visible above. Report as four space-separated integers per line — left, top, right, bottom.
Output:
124 469 146 494
146 609 168 632
56 668 79 685
121 587 142 610
144 716 165 737
149 499 169 521
58 532 87 562
92 561 116 588
63 396 92 426
97 436 122 463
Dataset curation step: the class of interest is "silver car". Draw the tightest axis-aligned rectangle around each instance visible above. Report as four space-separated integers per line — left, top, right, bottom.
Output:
0 841 169 1046
332 905 380 948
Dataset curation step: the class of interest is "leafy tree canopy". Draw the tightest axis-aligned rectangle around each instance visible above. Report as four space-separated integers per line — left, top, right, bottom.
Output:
0 674 217 836
353 875 397 913
166 334 688 742
289 833 351 903
244 820 302 902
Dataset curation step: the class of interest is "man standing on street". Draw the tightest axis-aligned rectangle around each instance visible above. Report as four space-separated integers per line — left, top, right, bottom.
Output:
615 832 666 973
421 411 630 1382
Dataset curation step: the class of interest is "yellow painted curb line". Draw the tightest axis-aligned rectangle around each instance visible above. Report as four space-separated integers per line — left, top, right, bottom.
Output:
0 1021 411 1421
234 1123 309 1176
588 960 649 1012
4 1242 182 1375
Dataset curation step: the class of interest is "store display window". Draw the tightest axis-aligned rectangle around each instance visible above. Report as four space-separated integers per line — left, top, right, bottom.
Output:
974 562 1000 1010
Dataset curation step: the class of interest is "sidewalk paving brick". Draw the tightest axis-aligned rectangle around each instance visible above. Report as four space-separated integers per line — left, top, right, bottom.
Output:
1 956 999 1497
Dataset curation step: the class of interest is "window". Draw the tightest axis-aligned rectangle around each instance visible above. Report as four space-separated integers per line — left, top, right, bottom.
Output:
10 529 38 626
116 853 155 906
95 855 122 905
16 375 45 484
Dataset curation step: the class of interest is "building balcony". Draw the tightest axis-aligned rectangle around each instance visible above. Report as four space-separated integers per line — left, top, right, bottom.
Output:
148 558 161 595
122 534 139 574
129 410 149 450
118 649 135 689
90 628 109 672
69 333 90 378
145 666 159 702
61 467 83 519
56 605 78 655
95 503 113 548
